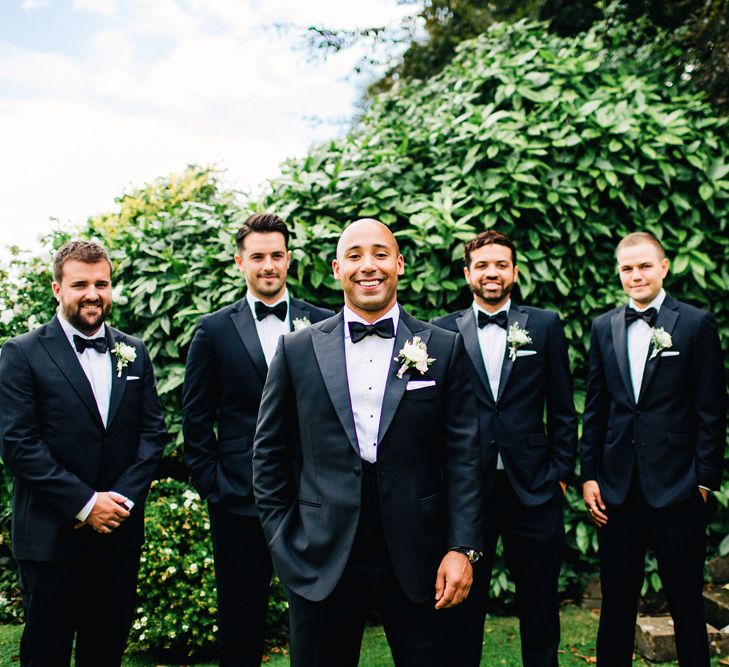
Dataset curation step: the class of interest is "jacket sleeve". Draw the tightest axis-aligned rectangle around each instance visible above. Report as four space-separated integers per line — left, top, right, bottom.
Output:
0 339 94 519
545 313 578 483
182 318 220 497
109 342 167 505
580 319 610 483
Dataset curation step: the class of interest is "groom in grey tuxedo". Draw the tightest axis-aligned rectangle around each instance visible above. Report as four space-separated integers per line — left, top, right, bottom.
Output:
253 219 483 666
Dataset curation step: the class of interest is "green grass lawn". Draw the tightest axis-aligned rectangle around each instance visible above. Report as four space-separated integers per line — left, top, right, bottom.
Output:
0 606 724 666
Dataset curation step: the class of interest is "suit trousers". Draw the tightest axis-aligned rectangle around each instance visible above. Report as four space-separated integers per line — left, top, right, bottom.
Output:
17 546 141 667
286 461 440 667
208 504 273 667
439 472 564 667
596 473 709 667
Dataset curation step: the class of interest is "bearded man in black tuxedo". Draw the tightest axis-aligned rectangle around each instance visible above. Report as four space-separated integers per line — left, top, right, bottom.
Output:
0 240 166 666
581 231 726 666
252 219 483 666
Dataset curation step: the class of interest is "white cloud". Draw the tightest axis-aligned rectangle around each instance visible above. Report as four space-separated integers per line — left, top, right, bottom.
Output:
21 0 52 12
72 0 118 16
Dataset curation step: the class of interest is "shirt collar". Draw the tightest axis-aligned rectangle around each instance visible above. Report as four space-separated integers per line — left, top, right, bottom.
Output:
629 288 665 313
343 302 400 341
473 298 511 319
57 311 106 350
246 289 290 313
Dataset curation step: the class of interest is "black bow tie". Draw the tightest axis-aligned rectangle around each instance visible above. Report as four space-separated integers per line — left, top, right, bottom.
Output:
348 318 395 344
73 335 108 354
255 301 288 322
625 306 657 328
477 310 508 330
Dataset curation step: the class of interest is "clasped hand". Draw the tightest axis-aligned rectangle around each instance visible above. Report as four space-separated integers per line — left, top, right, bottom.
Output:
74 492 130 533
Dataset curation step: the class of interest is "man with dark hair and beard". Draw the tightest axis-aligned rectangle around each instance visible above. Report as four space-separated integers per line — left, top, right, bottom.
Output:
0 240 166 666
433 230 577 667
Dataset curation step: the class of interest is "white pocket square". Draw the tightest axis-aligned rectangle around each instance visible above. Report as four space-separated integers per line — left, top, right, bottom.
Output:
661 351 680 357
126 376 140 381
515 350 537 357
406 380 436 390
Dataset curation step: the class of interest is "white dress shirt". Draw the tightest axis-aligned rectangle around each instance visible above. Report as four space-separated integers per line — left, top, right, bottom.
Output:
627 288 666 400
474 300 510 470
246 291 290 366
343 303 399 463
58 312 132 521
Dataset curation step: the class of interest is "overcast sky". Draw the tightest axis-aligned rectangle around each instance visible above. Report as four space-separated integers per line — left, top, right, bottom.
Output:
0 0 412 254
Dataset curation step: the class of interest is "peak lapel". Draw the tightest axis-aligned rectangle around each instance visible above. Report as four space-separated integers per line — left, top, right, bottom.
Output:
377 310 430 444
39 317 105 429
611 307 635 405
231 299 268 382
456 309 495 403
637 298 679 404
311 314 360 456
496 307 529 402
106 327 128 428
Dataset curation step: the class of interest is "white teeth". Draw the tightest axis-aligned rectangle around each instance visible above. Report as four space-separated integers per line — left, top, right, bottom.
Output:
359 280 381 287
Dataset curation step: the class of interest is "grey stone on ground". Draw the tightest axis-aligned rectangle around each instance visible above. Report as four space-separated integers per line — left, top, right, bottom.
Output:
704 585 729 630
708 555 729 583
634 615 721 662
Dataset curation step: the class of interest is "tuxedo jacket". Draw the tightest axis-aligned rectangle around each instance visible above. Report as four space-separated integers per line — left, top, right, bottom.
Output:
252 307 483 603
432 305 577 507
0 316 166 561
581 295 726 508
182 296 333 517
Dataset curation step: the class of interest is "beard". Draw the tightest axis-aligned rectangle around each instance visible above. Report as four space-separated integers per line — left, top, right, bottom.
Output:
251 273 285 299
471 280 514 304
62 299 111 335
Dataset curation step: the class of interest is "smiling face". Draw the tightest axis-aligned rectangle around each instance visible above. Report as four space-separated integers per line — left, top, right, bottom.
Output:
616 241 669 306
235 231 291 303
52 259 112 335
464 242 518 312
332 219 404 322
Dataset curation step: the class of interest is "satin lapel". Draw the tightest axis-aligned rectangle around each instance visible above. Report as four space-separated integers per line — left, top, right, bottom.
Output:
106 327 127 428
377 310 430 444
230 299 268 382
38 317 104 428
637 298 679 404
457 309 494 403
311 315 359 455
496 307 529 402
288 300 307 331
610 307 635 405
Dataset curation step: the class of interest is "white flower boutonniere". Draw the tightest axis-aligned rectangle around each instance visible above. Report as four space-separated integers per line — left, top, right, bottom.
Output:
506 322 532 361
395 336 435 379
292 317 311 331
113 342 137 377
649 327 672 360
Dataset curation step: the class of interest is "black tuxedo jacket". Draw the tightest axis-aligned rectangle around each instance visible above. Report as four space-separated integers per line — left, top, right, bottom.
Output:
432 305 577 506
0 316 166 561
182 296 333 516
252 307 483 603
581 296 726 508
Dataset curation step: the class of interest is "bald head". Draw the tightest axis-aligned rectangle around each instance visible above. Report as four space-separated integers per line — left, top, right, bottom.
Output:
336 219 399 260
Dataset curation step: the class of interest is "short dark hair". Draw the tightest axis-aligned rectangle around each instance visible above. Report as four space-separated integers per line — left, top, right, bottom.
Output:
464 230 517 267
53 240 112 284
616 231 665 260
236 213 290 253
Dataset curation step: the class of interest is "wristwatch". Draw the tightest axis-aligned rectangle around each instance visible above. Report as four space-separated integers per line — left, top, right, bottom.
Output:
450 547 482 563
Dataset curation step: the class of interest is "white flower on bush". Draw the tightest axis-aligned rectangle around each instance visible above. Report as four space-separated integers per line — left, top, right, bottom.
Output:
188 563 198 574
0 309 13 325
394 336 435 378
111 284 128 306
649 327 672 359
169 502 178 510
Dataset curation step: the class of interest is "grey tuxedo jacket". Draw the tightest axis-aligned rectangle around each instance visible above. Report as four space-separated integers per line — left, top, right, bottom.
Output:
252 307 483 602
0 315 166 560
183 295 334 516
581 295 726 508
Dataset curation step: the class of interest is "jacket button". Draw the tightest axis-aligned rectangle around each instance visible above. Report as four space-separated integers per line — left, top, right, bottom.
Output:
353 467 361 476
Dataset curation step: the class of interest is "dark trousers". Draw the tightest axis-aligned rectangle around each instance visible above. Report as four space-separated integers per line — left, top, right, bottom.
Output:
286 461 439 667
440 472 564 667
596 476 709 667
208 504 273 667
17 547 140 667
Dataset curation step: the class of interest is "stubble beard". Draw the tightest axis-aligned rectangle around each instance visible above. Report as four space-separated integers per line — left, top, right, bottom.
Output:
63 300 111 336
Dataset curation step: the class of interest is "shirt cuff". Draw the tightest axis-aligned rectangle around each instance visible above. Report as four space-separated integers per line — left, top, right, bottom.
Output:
112 491 134 511
699 485 710 491
76 492 97 521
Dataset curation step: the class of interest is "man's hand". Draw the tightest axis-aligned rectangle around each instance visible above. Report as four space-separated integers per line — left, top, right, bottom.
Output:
699 487 709 503
434 551 473 610
583 480 608 527
75 492 130 533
